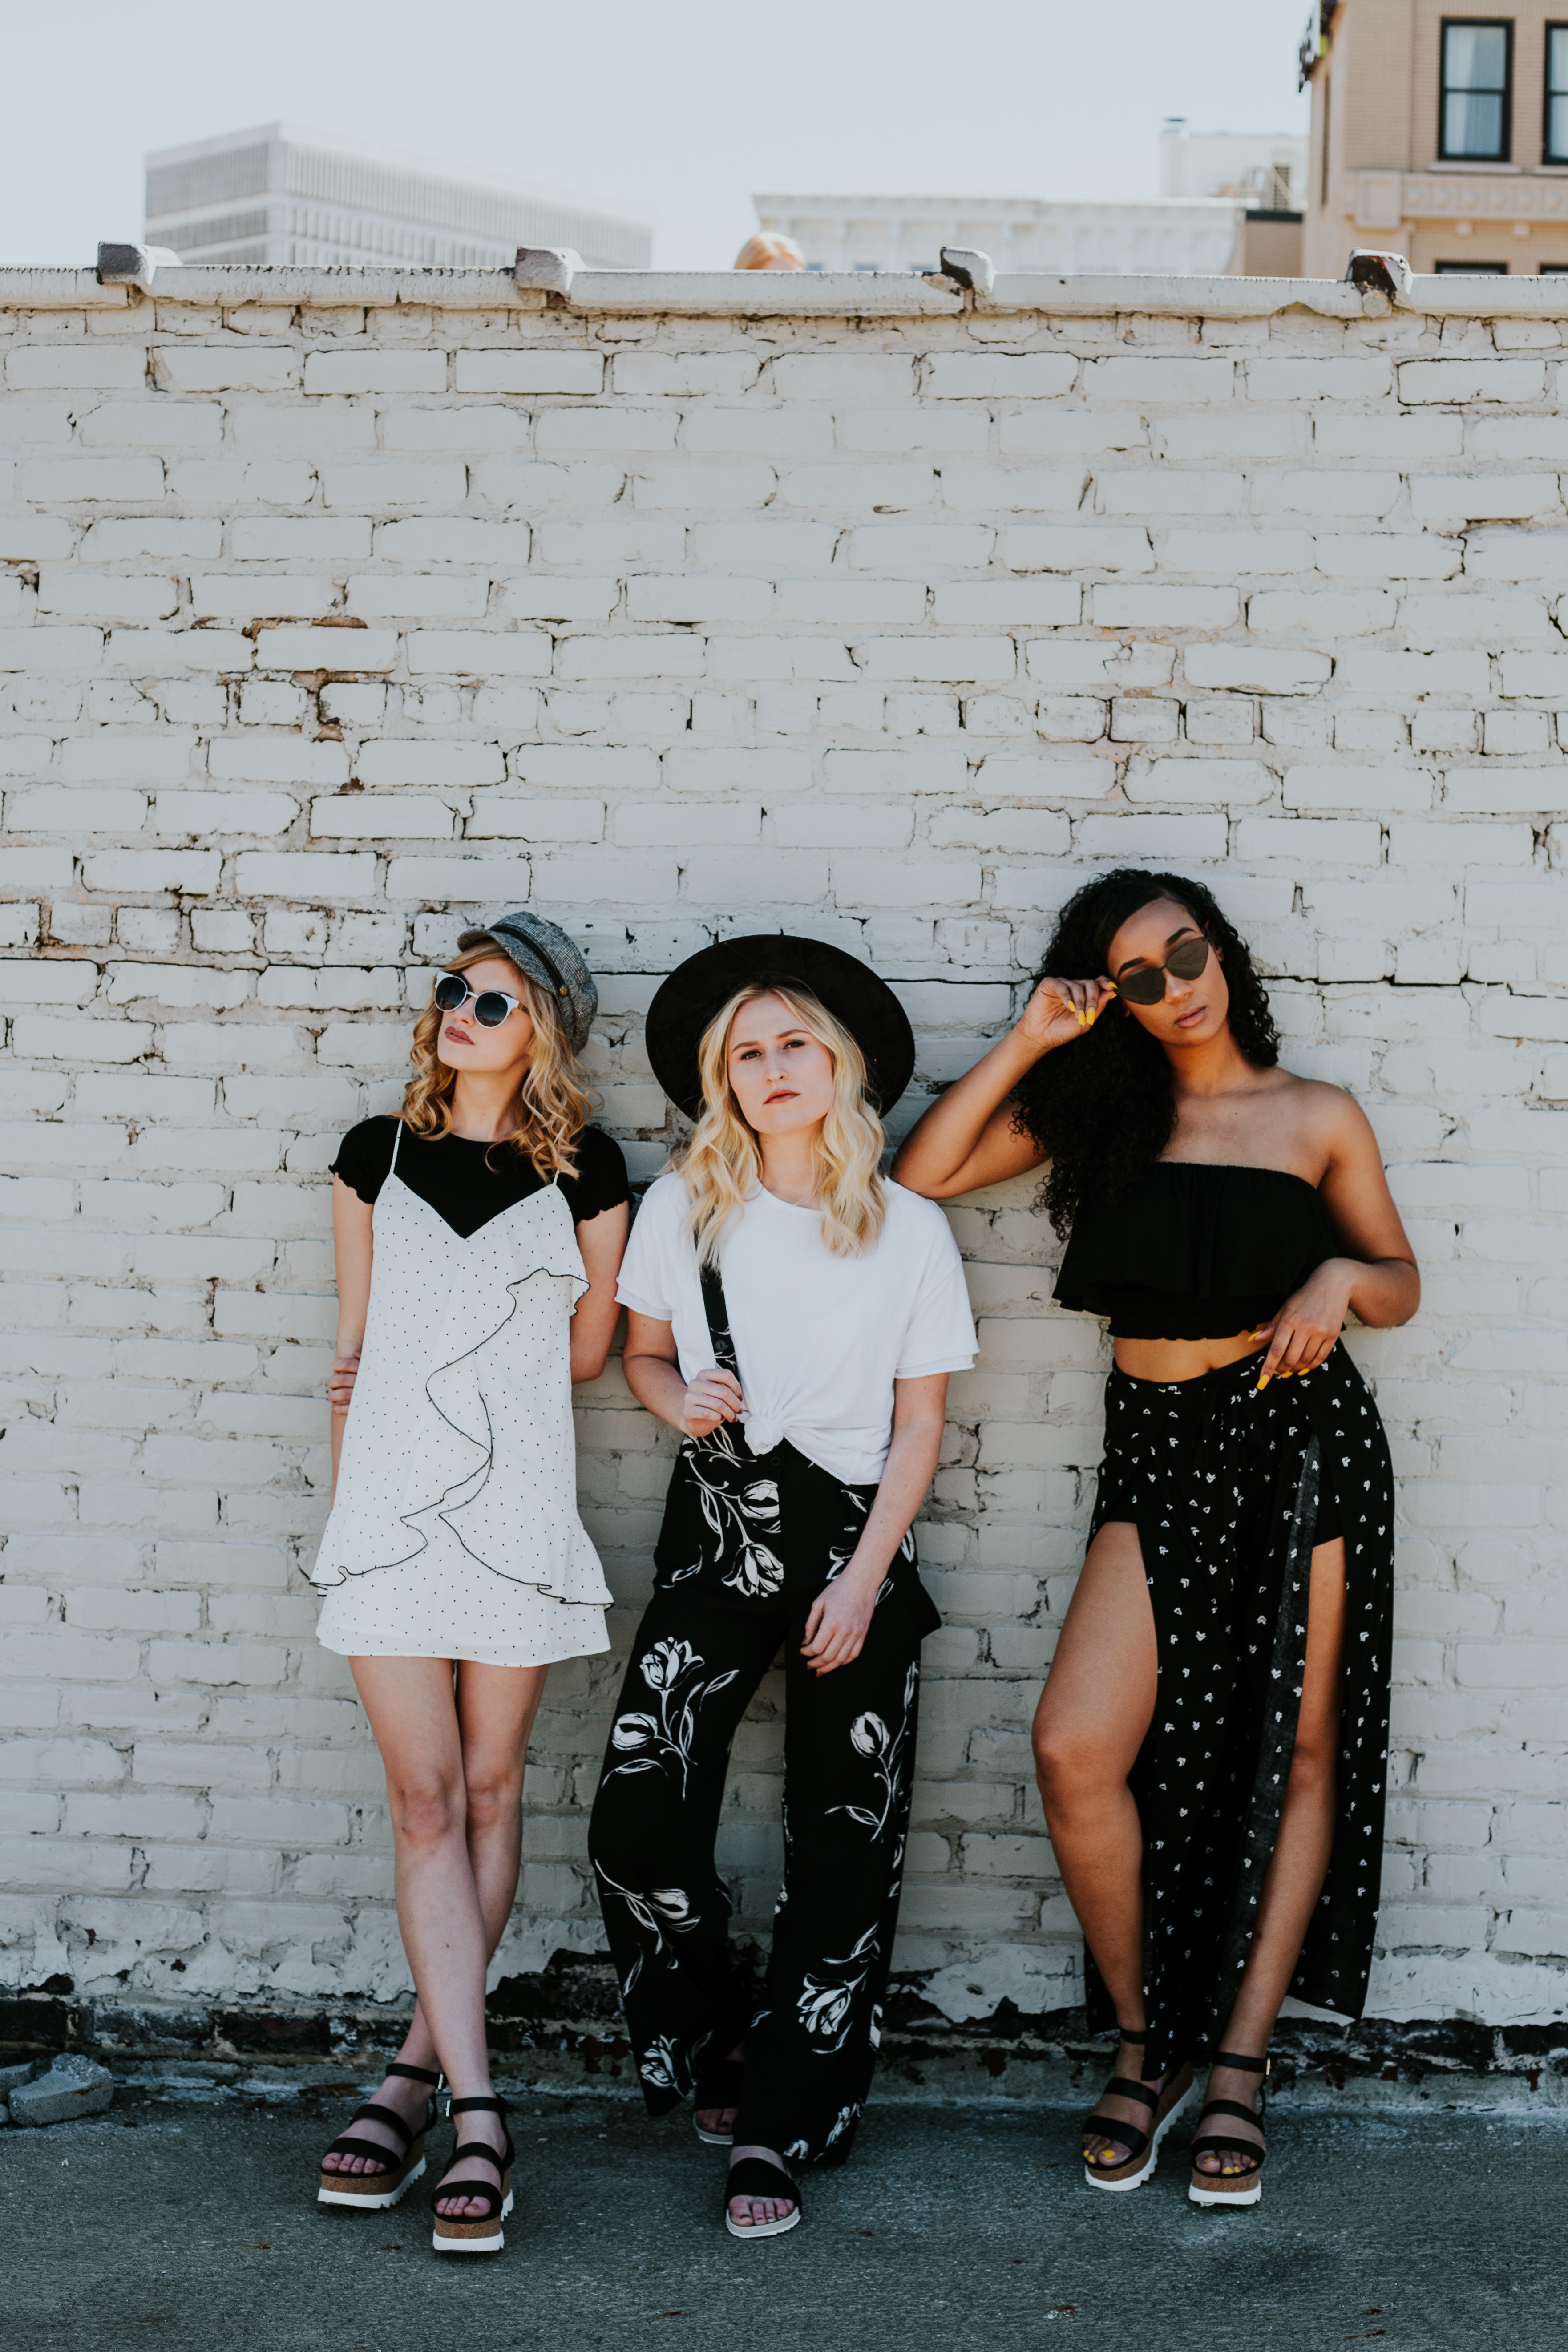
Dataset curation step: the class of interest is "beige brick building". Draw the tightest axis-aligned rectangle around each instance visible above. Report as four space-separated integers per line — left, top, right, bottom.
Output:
1305 0 1568 275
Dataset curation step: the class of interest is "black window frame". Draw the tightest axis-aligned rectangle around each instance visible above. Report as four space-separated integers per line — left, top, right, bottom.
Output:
1433 258 1510 271
1439 17 1515 162
1545 22 1568 162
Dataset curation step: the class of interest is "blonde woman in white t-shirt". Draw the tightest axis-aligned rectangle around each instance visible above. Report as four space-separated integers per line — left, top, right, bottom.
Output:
588 938 975 2242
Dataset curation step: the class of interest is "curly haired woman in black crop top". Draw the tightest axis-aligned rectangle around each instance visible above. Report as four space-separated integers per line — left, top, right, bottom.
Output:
894 869 1418 2209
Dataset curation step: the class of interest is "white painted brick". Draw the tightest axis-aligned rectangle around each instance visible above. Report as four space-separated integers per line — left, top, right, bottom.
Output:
1284 764 1435 812
1411 474 1560 521
1443 766 1568 811
310 795 457 838
1092 586 1237 629
0 285 1561 2022
1398 360 1548 403
0 625 103 671
303 350 446 395
923 353 1077 398
1004 524 1152 572
253 626 400 671
233 851 378 898
1401 592 1552 646
154 344 300 392
1185 645 1330 693
1246 357 1394 401
1129 757 1271 805
5 347 148 392
454 350 604 394
1085 356 1234 400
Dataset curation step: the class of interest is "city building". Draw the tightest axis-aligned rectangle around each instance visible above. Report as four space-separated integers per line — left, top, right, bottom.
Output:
1159 121 1309 210
1303 0 1568 274
751 191 1246 279
144 122 652 271
754 128 1312 281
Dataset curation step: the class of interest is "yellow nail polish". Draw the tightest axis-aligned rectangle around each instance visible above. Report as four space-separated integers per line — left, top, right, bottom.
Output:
1256 1374 1271 1390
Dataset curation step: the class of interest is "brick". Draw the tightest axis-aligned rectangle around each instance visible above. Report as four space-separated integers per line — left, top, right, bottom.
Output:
255 626 400 671
1398 360 1547 403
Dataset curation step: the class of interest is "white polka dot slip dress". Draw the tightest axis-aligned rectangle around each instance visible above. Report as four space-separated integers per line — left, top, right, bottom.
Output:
311 1122 611 1669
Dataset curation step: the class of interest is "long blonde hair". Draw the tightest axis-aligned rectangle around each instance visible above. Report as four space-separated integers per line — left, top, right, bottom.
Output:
675 981 887 1266
401 938 592 1180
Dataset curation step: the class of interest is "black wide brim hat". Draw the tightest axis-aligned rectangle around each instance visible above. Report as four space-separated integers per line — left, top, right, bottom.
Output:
646 935 916 1125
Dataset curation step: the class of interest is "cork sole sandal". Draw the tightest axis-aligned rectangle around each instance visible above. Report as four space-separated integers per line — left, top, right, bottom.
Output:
694 2057 745 2146
431 2095 514 2255
723 2156 802 2241
1082 2029 1195 2193
317 2061 442 2210
1188 2050 1269 2208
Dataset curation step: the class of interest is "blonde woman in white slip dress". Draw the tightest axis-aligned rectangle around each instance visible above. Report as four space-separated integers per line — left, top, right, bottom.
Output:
310 910 628 2255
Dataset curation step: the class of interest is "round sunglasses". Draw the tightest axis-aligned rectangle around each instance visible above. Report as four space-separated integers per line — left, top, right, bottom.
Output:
432 972 528 1028
1115 935 1211 1007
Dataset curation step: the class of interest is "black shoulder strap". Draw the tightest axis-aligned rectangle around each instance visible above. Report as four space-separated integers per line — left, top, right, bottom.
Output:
697 1254 740 1377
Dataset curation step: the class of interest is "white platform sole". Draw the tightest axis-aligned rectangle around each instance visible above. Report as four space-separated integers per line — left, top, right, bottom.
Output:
1083 2081 1195 2193
725 2203 800 2240
317 2155 424 2211
1189 2174 1263 2208
432 2188 513 2254
695 2123 734 2146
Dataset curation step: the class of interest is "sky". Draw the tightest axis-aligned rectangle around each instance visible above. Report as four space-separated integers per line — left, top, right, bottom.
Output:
0 0 1310 271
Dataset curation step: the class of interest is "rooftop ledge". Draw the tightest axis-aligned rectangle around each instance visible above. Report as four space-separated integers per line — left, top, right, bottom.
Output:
9 259 1568 320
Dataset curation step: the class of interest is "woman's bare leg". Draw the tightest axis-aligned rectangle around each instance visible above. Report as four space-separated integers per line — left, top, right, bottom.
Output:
1031 1520 1159 2165
1195 1537 1347 2175
321 1656 547 2216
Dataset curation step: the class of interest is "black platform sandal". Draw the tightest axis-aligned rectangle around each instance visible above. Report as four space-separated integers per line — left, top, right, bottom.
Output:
694 2057 745 2146
317 2061 443 2210
724 2155 802 2240
1081 2026 1195 2194
1188 2050 1269 2207
431 2094 515 2254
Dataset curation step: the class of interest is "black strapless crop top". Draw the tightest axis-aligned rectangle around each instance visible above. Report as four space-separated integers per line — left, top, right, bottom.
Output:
1053 1162 1337 1340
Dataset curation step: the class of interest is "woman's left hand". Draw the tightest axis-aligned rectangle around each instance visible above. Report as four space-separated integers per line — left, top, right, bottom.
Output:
1253 1262 1355 1386
801 1571 883 1677
328 1351 361 1416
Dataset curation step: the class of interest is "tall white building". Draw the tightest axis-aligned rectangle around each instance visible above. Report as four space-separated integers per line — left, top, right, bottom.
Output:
144 123 652 271
750 192 1247 278
1157 121 1309 212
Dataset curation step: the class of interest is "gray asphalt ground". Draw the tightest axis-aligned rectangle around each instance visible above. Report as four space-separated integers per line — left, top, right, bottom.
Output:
5 2089 1566 2352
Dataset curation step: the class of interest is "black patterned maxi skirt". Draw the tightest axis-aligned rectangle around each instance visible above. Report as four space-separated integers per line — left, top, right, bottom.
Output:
1087 1342 1395 2074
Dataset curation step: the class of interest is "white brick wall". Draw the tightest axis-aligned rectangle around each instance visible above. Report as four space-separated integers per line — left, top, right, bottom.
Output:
1 272 1564 2034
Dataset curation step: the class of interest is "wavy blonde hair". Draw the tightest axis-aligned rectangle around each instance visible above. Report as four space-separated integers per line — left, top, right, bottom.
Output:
401 938 592 1180
675 981 887 1266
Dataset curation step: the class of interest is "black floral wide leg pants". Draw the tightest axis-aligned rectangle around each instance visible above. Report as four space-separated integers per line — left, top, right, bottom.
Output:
588 1423 939 2168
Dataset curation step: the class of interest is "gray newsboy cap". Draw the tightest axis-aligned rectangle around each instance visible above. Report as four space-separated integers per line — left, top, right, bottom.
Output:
458 909 598 1055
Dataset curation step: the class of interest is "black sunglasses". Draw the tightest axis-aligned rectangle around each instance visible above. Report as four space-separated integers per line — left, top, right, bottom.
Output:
432 972 526 1028
1115 935 1211 1007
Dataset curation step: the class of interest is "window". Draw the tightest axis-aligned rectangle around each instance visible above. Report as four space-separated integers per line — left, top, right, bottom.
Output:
1547 25 1568 162
1320 74 1333 206
1434 258 1509 270
1440 20 1513 160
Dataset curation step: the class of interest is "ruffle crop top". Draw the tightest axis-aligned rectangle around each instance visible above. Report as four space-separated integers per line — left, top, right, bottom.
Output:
1052 1162 1338 1341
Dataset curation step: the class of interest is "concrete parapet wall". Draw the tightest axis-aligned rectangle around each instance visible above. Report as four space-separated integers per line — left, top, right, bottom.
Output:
0 268 1563 2044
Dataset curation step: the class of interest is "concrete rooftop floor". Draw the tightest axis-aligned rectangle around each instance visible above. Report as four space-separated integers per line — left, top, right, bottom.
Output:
4 2089 1564 2352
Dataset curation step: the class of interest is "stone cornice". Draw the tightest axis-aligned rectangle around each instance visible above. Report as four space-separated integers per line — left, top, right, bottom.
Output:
7 261 1568 319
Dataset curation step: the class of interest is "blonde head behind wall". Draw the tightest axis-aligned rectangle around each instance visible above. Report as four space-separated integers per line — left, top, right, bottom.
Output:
734 232 807 271
676 982 888 1265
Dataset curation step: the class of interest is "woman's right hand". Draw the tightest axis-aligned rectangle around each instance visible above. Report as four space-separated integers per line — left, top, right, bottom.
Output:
1016 973 1118 1055
682 1367 745 1440
328 1351 360 1418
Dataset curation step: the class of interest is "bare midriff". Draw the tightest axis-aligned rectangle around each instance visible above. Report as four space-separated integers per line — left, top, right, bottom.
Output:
1112 1329 1267 1383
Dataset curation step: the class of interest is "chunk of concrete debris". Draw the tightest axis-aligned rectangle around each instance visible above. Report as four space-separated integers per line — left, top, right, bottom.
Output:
10 2053 113 2127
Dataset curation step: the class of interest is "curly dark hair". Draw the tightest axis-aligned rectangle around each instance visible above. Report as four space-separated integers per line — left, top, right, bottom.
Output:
1010 869 1280 1238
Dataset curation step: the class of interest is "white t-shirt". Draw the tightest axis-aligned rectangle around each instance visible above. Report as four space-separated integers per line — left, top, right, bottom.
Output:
616 1171 976 1486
